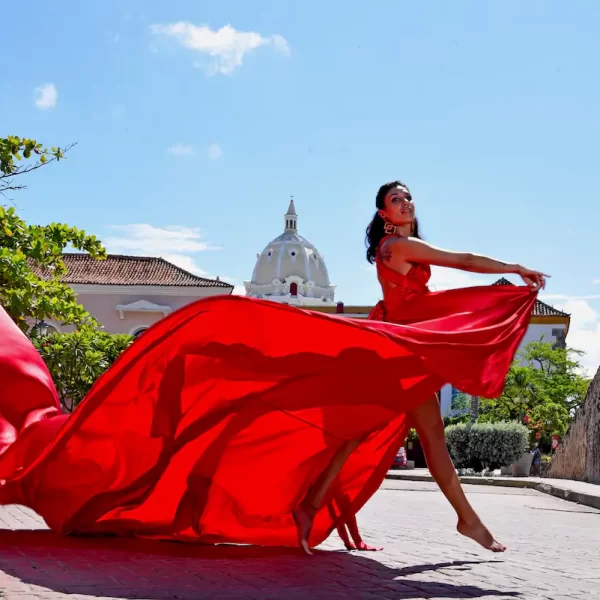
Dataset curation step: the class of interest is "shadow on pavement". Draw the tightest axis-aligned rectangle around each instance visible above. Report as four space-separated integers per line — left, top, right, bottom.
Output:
0 529 519 599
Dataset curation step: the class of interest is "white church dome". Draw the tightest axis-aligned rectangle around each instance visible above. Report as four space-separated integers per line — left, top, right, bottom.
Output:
244 199 336 305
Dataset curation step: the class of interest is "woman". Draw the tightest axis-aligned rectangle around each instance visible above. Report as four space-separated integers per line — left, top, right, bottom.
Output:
293 180 547 554
0 181 544 557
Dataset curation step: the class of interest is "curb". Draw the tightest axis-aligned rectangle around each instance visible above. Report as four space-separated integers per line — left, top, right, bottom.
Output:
535 482 600 511
385 472 600 511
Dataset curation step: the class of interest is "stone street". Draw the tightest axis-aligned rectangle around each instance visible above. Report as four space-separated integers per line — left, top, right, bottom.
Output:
0 481 598 600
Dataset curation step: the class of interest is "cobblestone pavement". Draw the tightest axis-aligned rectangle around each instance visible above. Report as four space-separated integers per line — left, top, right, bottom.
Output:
0 481 598 599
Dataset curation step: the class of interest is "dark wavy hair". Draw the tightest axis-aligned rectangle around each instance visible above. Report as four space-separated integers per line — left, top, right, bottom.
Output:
365 180 421 264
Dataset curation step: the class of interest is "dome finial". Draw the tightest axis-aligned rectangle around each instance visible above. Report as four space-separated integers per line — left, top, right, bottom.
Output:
285 196 298 231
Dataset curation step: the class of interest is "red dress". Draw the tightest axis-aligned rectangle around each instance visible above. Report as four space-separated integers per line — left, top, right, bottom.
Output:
0 248 536 548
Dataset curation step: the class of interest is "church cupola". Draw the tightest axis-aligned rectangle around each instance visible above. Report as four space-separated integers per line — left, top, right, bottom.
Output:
284 197 297 232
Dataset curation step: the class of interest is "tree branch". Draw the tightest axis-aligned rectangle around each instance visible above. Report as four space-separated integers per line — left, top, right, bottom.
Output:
0 142 77 193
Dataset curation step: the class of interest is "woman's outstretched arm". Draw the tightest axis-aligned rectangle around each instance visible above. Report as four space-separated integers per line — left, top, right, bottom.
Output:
380 237 549 290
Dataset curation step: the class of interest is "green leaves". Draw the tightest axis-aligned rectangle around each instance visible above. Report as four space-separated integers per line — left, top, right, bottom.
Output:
1 136 73 195
32 331 133 410
445 422 529 471
1 136 106 332
479 340 591 440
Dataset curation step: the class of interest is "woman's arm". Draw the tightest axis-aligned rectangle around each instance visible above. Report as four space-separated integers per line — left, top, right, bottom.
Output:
380 237 549 289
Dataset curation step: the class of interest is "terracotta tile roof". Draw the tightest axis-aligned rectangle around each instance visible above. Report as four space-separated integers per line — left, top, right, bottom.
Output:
33 254 233 288
493 278 569 317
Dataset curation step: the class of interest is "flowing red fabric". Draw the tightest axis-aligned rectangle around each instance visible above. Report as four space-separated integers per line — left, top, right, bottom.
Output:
0 260 536 548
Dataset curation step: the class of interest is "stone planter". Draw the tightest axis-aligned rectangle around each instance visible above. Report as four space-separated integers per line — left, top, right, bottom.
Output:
500 465 512 476
511 452 533 477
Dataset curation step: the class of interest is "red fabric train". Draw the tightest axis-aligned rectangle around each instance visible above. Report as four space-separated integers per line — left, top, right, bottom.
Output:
0 280 536 548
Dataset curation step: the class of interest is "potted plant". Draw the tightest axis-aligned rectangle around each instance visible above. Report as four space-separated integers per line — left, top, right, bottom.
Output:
511 450 534 477
508 414 543 477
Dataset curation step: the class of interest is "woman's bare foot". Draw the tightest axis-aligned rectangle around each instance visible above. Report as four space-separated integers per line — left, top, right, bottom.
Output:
355 540 383 551
292 503 317 556
457 518 506 552
344 515 383 551
342 540 382 551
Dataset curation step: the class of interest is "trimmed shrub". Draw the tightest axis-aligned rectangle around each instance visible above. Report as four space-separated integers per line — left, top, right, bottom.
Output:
444 422 472 469
446 422 529 472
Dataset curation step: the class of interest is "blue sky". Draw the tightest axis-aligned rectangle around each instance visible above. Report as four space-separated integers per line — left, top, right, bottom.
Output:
3 0 599 374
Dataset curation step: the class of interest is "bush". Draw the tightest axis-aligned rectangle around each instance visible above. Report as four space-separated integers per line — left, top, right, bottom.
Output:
406 428 419 441
446 422 529 472
444 423 472 468
32 330 133 411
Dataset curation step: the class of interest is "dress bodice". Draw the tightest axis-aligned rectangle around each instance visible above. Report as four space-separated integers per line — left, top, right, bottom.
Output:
369 235 431 322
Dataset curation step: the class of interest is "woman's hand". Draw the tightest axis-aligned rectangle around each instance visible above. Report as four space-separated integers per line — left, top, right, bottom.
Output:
517 266 550 290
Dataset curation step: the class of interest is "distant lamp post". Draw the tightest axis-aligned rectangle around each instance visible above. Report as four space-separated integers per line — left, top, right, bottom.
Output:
33 319 49 337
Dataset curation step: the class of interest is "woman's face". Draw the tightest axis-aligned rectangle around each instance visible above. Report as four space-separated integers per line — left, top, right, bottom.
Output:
379 185 414 226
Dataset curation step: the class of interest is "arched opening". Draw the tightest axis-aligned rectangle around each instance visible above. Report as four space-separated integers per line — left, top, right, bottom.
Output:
290 282 298 296
132 327 148 339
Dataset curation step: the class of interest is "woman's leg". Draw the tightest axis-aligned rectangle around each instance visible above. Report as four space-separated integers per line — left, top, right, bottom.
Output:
411 395 506 552
344 513 383 551
331 503 383 551
293 438 362 555
335 520 355 550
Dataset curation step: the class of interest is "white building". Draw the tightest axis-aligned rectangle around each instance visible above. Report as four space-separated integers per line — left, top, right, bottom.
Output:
33 255 232 337
244 199 336 306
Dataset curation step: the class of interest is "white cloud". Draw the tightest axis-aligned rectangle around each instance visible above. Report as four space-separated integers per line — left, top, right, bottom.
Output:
554 298 600 378
428 267 492 291
365 265 494 291
271 34 291 56
207 143 223 160
105 224 219 254
35 83 57 110
540 293 600 301
167 143 195 157
104 224 223 277
161 253 208 276
149 22 290 75
593 279 600 285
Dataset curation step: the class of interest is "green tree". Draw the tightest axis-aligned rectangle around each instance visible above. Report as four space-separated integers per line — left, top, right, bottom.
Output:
479 340 590 440
32 331 133 411
1 135 73 197
443 391 472 426
1 136 106 331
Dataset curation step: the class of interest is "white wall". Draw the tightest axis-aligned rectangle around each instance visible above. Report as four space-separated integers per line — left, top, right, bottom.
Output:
43 286 231 336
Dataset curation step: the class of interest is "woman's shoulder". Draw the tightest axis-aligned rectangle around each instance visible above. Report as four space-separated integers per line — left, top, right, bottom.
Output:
378 234 416 257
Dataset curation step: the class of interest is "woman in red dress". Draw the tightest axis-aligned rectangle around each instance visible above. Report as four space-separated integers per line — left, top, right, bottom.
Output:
0 181 545 557
293 180 547 555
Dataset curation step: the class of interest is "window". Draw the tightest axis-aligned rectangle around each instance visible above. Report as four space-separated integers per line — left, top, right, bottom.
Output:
132 327 148 339
552 328 566 349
